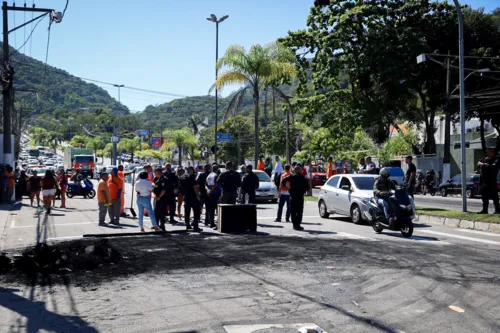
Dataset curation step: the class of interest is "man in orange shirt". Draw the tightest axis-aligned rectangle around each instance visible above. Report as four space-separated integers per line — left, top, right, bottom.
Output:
108 168 124 225
257 156 265 171
98 173 111 226
117 165 135 217
275 164 292 222
326 156 334 179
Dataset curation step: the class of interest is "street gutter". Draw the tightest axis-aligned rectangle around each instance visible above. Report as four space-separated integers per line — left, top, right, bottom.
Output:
416 214 500 234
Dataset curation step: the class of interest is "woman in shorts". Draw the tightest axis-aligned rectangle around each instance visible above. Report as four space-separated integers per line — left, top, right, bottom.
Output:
28 170 42 207
41 170 58 214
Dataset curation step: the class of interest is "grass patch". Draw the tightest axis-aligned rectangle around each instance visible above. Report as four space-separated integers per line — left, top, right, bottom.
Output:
305 196 318 202
416 207 500 224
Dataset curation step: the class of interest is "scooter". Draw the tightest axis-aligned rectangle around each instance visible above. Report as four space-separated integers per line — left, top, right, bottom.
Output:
66 178 96 199
363 187 414 238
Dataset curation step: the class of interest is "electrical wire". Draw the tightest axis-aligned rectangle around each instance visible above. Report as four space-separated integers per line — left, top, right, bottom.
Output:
44 18 52 78
23 2 26 54
9 12 48 57
29 0 34 57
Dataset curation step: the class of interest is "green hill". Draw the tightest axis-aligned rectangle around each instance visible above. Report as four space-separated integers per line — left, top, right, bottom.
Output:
0 42 127 115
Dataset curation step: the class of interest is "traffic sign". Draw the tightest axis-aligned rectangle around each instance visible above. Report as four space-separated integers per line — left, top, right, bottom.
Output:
216 133 232 143
135 129 150 136
111 136 120 143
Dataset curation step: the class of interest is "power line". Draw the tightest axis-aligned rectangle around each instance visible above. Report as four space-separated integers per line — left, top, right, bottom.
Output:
9 12 48 57
29 0 34 57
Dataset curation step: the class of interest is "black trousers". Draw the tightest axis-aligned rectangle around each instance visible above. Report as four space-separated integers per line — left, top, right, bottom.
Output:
481 185 500 212
154 197 167 228
242 191 256 204
220 191 237 204
290 195 304 227
205 194 219 226
166 193 176 221
184 197 201 228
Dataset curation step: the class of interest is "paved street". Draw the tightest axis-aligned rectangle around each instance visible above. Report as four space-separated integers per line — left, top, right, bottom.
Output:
0 183 500 332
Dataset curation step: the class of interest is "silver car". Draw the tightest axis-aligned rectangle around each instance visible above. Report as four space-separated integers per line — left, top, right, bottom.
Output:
317 174 379 224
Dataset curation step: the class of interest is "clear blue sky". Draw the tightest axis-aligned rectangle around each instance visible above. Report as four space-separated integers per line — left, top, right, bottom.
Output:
6 0 499 112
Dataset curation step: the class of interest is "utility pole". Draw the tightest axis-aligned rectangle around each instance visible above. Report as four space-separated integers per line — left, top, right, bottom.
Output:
207 14 229 164
443 51 451 183
2 2 62 166
286 107 290 164
112 123 117 165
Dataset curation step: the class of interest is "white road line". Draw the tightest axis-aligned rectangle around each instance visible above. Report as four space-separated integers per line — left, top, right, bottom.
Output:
419 230 500 246
10 220 15 228
12 221 98 228
46 235 83 241
336 232 377 241
457 229 500 237
258 216 317 220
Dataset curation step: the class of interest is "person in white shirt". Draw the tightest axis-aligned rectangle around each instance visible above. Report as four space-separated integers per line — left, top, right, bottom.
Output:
135 171 161 232
273 156 283 187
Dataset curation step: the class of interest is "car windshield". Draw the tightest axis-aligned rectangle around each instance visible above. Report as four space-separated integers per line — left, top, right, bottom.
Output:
256 172 271 182
352 177 375 190
312 166 326 173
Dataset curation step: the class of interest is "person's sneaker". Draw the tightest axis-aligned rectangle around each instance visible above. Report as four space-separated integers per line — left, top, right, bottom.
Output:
140 227 145 232
169 219 177 225
98 222 107 226
110 221 120 225
477 211 488 215
153 226 162 231
285 218 290 223
212 225 218 230
274 218 281 222
192 227 203 233
293 226 304 231
186 224 193 230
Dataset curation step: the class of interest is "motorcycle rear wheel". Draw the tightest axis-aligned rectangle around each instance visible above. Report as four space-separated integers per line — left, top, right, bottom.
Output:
401 220 414 238
87 189 96 199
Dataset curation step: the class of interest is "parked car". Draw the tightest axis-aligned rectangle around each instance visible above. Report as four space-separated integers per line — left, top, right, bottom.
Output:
310 165 327 187
439 174 482 198
253 170 278 203
318 174 379 224
387 167 405 186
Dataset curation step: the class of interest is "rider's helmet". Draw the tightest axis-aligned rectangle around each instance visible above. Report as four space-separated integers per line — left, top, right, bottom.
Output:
379 167 390 178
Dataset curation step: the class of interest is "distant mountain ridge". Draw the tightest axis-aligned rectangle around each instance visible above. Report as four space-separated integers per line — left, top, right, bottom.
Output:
0 42 127 114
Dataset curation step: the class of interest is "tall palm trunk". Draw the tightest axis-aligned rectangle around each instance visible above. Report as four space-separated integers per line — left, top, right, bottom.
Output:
253 86 260 167
178 145 182 166
263 85 268 126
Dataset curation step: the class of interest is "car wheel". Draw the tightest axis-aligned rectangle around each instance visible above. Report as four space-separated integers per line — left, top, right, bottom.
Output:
271 199 278 203
441 188 447 197
466 189 473 198
350 204 363 224
318 200 330 218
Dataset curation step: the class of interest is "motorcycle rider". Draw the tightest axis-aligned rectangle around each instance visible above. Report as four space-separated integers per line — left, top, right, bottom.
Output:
373 167 396 223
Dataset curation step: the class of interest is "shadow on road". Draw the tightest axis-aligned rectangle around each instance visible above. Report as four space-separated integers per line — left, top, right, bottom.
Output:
383 232 440 242
0 287 98 333
258 223 284 229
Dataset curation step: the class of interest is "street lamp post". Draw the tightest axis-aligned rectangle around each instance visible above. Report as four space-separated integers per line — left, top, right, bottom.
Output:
112 84 124 165
207 14 229 164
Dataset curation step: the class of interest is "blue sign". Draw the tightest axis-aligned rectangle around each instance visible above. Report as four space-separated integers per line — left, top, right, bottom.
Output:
135 129 150 137
217 133 232 143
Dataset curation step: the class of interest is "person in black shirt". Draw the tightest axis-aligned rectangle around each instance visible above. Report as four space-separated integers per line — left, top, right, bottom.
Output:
241 165 260 204
281 166 310 231
180 166 202 232
153 168 168 230
211 161 241 204
163 163 178 224
477 149 500 214
196 164 211 225
404 156 416 198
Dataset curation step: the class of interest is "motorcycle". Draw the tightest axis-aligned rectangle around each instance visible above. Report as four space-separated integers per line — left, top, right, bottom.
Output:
363 187 414 238
66 178 96 199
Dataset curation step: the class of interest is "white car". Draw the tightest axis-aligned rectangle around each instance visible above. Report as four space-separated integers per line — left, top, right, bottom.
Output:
318 174 379 224
253 170 278 203
28 159 39 166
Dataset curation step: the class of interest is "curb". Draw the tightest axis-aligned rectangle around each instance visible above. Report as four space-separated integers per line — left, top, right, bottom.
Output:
416 214 500 234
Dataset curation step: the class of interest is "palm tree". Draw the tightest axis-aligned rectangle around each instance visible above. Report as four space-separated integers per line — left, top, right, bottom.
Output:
216 42 296 166
165 128 197 166
186 114 207 135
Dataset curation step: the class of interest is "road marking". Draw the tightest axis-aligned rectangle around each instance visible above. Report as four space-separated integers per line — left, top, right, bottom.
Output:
458 229 500 237
12 221 98 228
46 235 83 241
336 232 377 241
419 230 500 246
258 216 317 220
449 305 465 313
10 220 15 228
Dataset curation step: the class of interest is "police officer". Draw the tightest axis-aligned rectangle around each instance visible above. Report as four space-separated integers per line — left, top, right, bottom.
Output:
153 167 168 230
180 166 202 232
196 164 211 225
477 148 500 214
281 165 310 231
211 161 241 204
163 163 178 224
205 165 221 229
241 165 260 204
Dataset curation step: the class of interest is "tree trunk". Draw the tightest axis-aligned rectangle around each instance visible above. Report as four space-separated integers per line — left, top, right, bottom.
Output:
480 115 487 153
272 89 276 117
253 86 260 168
263 85 268 126
178 145 182 166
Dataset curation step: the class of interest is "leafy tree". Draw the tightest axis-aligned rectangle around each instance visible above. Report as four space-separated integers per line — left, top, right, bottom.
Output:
70 135 88 148
118 137 142 161
216 42 297 166
164 128 197 166
87 136 106 152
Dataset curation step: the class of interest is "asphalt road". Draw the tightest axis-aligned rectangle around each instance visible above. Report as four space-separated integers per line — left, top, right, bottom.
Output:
312 187 492 213
0 184 499 332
